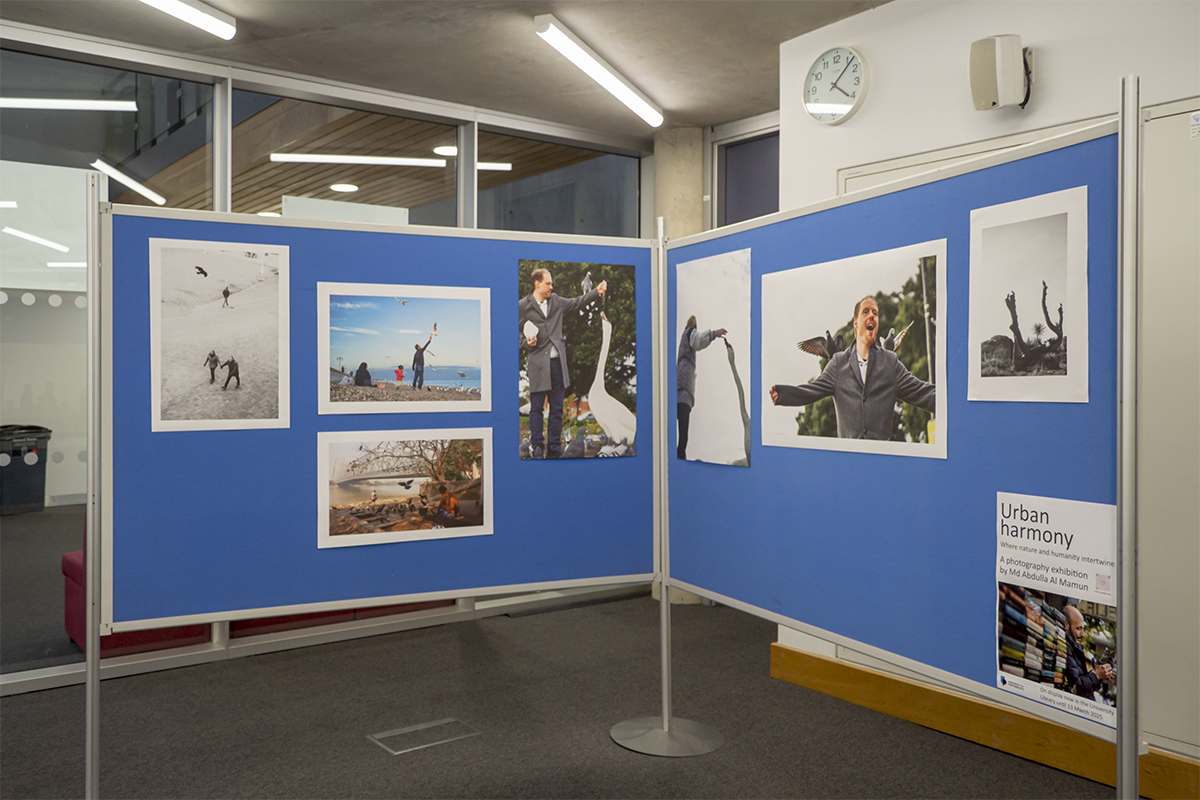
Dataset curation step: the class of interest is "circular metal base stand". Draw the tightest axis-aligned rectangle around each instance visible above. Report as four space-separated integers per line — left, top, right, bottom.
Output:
610 716 723 757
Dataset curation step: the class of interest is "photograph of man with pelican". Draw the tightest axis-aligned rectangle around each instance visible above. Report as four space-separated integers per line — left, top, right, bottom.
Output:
518 259 637 460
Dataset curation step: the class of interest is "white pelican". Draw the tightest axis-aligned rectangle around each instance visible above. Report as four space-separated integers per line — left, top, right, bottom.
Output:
586 312 636 447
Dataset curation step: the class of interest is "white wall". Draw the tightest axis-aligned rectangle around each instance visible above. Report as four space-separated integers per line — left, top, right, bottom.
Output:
780 0 1200 209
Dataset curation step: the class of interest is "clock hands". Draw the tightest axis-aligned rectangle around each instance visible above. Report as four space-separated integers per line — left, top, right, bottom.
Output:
828 56 857 98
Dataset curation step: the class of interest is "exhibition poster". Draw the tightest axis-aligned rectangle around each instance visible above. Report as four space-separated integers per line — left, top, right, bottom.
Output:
995 491 1117 727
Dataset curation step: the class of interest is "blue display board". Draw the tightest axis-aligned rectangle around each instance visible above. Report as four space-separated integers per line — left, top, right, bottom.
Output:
667 133 1118 689
105 212 653 626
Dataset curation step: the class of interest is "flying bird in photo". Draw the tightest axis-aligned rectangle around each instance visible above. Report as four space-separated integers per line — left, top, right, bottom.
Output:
395 298 407 305
397 479 414 489
797 330 844 360
457 370 467 378
194 266 208 277
881 320 915 352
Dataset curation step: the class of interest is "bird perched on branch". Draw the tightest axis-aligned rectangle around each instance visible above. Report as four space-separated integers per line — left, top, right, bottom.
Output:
797 330 844 360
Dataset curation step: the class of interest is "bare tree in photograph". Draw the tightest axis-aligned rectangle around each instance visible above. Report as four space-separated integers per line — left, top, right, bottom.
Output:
351 439 483 486
982 281 1068 377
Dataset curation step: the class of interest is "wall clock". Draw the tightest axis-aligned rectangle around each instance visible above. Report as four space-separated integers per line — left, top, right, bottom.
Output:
803 46 869 125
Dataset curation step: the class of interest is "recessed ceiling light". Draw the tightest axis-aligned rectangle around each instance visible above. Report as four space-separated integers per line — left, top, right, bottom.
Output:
433 146 458 157
534 14 663 127
271 153 445 168
0 98 138 112
90 159 167 205
257 211 282 217
330 184 359 193
136 0 236 40
3 226 70 252
0 201 17 208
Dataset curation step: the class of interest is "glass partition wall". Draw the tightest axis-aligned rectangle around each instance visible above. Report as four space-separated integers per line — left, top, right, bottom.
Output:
0 33 646 686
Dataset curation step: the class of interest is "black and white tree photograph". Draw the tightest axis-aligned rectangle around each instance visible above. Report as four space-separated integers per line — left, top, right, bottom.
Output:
968 186 1089 403
150 238 289 431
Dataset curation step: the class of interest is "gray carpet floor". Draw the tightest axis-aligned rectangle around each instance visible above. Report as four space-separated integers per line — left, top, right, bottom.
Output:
0 595 1114 799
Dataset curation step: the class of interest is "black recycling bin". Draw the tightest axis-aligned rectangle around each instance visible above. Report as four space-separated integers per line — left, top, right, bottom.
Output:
0 425 52 515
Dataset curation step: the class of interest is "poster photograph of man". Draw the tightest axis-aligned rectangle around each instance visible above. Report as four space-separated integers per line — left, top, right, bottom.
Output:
761 239 947 459
317 282 490 415
518 259 637 460
676 248 751 467
317 428 492 548
149 238 289 432
968 186 1089 403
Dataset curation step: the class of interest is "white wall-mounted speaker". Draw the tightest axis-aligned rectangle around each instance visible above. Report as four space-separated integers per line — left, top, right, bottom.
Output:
970 34 1026 110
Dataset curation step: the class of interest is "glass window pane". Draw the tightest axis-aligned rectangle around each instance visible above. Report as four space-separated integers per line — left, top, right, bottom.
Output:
477 133 639 237
231 91 457 226
720 133 779 226
0 48 214 209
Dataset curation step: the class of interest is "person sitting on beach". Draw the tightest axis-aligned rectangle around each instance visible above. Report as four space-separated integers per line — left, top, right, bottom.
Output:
353 362 372 386
436 485 459 518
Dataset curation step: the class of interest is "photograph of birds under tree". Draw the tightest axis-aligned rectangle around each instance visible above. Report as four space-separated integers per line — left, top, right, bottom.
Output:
517 259 637 458
791 258 936 444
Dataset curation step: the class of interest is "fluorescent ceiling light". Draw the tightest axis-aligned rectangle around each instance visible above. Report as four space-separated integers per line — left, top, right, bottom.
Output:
0 98 137 112
257 211 281 217
270 153 446 168
136 0 236 40
534 14 663 128
0 201 17 208
48 262 88 268
90 159 167 206
3 227 70 252
430 146 512 171
330 184 358 192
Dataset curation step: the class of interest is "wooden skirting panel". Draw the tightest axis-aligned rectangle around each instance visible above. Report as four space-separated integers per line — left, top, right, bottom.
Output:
771 643 1198 800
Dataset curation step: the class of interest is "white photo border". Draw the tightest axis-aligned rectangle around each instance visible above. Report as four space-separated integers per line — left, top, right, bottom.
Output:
760 239 948 459
317 281 491 415
149 237 290 432
317 427 494 548
968 186 1089 402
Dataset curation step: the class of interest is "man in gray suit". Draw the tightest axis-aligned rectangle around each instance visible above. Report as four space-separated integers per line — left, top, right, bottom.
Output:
769 296 934 440
520 268 606 458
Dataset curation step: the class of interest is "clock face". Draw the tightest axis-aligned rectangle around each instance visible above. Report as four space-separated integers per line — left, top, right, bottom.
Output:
804 47 869 125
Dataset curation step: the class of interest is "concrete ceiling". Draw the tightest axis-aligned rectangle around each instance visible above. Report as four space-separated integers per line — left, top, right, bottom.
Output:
0 1 883 143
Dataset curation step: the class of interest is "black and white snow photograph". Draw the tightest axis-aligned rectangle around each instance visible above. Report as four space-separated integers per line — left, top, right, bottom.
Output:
968 186 1089 403
149 238 290 431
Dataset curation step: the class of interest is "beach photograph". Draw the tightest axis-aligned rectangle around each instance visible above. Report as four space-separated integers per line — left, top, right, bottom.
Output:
317 428 493 548
149 238 290 432
317 282 491 415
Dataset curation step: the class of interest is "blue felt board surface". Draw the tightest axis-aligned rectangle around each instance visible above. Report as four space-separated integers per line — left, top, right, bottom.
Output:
666 135 1118 687
108 216 653 624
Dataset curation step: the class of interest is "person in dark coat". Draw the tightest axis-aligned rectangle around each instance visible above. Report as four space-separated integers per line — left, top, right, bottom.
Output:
412 336 432 390
220 356 240 389
353 362 372 387
770 296 934 439
676 315 726 459
1064 605 1114 700
222 285 231 307
518 268 606 458
204 350 220 383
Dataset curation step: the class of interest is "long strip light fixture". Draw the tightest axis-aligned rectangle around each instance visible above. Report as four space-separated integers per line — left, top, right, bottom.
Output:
2 227 70 252
136 0 236 40
534 14 663 128
0 98 137 112
431 146 512 171
90 159 167 206
270 153 446 168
